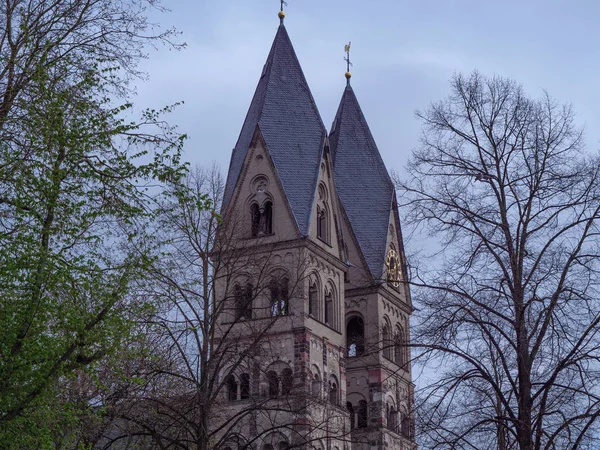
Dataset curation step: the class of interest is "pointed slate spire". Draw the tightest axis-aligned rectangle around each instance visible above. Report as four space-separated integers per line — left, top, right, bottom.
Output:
329 84 395 279
223 21 327 235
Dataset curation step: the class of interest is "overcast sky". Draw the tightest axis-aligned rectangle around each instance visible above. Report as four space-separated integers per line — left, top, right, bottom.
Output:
137 0 600 178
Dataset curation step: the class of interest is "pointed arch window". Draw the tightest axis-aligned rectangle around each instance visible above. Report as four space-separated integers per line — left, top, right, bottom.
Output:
317 207 328 243
324 290 333 327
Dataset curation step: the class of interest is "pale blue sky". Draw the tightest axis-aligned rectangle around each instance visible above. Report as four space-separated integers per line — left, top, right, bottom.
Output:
138 0 599 177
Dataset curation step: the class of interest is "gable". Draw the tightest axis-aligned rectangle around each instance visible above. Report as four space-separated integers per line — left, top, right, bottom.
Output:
222 24 327 235
308 148 345 260
224 129 300 244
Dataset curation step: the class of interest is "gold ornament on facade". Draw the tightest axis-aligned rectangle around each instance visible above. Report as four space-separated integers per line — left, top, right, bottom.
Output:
386 248 401 288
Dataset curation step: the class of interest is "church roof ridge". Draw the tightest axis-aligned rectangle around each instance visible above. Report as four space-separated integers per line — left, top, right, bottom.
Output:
223 23 327 235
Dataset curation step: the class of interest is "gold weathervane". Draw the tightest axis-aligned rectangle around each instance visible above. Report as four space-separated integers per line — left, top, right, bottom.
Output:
344 41 353 83
278 0 287 22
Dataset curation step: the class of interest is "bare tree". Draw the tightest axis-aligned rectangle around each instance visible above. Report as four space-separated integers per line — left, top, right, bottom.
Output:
396 72 600 450
0 0 181 130
94 166 349 450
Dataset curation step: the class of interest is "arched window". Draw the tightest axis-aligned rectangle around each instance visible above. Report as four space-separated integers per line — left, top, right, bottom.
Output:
308 283 318 318
347 402 355 430
263 201 273 235
317 208 328 242
240 373 250 400
267 371 279 397
347 316 365 357
382 323 392 360
329 377 339 406
387 404 398 432
324 290 333 327
251 201 273 237
311 373 321 398
234 284 243 319
357 400 368 428
270 277 289 316
225 374 237 402
234 283 253 320
395 327 406 367
401 413 410 438
251 203 260 237
244 283 253 319
281 368 293 395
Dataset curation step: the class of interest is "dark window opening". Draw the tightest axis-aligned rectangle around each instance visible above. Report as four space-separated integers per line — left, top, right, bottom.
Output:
324 291 333 326
346 316 365 357
281 368 293 395
240 373 250 400
267 371 279 397
387 405 398 432
329 381 338 406
251 201 273 237
234 283 253 320
263 201 273 235
251 203 260 237
225 375 237 402
347 402 355 430
317 208 328 242
312 374 321 397
270 277 289 316
401 415 410 438
358 400 368 428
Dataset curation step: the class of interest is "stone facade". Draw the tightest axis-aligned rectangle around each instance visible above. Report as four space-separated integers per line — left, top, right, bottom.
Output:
211 15 416 450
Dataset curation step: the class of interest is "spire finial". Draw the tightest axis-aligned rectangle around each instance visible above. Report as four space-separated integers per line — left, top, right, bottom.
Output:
278 0 287 24
344 41 353 85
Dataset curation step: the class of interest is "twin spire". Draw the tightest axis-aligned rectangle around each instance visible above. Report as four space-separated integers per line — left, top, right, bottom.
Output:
278 3 353 83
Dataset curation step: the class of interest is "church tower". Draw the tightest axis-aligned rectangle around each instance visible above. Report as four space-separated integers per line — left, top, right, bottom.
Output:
213 8 416 450
330 71 416 450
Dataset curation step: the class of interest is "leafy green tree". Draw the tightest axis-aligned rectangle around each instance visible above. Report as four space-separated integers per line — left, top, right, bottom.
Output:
0 59 187 448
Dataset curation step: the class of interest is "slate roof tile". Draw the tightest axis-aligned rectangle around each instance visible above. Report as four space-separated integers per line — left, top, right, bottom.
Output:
329 84 394 279
223 24 326 235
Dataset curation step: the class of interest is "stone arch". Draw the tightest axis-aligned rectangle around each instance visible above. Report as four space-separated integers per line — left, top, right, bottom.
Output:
264 361 292 398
